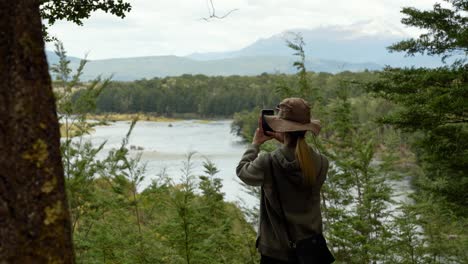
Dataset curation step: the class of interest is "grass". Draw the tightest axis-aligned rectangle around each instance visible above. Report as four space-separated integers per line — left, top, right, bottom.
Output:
60 122 95 138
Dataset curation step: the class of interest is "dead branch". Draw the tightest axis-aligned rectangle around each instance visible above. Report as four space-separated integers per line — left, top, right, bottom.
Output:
200 0 238 21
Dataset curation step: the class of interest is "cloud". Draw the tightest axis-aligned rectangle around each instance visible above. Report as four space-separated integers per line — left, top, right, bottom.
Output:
45 0 435 59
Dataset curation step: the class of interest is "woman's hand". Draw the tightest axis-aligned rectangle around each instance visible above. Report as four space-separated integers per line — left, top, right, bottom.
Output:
252 116 272 146
265 131 284 144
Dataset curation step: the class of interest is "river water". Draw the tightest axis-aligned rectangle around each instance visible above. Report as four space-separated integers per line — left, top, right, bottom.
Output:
82 120 257 206
82 119 412 210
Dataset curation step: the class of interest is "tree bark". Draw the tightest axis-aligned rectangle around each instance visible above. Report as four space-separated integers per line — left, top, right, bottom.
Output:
0 0 74 263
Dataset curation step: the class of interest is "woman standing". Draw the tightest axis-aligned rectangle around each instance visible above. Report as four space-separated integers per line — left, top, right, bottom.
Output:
236 98 334 264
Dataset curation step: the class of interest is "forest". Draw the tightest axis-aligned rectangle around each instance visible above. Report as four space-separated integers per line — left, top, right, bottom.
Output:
74 71 375 118
1 0 466 263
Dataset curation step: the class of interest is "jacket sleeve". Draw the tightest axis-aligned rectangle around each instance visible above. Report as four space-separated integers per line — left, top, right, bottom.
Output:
236 144 269 186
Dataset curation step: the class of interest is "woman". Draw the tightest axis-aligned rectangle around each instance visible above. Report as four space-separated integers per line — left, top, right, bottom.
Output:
236 98 331 263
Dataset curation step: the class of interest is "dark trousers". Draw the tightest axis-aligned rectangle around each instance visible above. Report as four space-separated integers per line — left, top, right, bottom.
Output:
261 255 291 264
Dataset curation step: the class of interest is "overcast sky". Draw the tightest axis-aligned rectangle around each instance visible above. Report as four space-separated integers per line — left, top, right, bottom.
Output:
44 0 436 60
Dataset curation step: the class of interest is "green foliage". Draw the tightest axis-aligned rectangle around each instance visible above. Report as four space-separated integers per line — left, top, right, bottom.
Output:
199 160 223 202
233 29 467 263
66 125 258 264
319 90 397 263
54 42 258 263
389 189 468 264
369 45 467 216
324 80 355 142
230 35 414 263
388 0 467 61
50 4 468 260
66 135 258 263
53 39 112 239
40 0 132 41
64 69 379 120
285 32 310 98
370 66 467 130
52 40 109 137
361 1 468 263
231 107 261 142
85 74 284 117
50 41 72 83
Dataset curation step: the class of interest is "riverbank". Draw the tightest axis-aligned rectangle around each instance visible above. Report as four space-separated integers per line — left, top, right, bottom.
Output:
87 112 233 122
59 114 176 138
87 113 180 123
60 122 95 138
59 113 232 138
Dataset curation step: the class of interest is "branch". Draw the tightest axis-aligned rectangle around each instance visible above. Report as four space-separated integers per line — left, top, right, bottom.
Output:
200 0 238 21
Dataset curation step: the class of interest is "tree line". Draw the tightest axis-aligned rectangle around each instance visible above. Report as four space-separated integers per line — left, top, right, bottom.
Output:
69 71 377 118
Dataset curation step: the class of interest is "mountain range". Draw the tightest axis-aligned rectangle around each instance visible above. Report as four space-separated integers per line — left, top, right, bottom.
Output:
46 27 446 81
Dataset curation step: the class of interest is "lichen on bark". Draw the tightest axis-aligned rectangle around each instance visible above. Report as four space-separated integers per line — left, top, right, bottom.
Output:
22 139 49 168
41 177 57 194
44 201 63 225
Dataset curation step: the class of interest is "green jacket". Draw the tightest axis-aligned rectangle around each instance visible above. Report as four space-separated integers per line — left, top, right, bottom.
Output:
236 144 329 261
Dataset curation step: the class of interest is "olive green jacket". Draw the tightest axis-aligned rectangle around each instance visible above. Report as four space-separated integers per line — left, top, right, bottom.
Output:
236 144 329 261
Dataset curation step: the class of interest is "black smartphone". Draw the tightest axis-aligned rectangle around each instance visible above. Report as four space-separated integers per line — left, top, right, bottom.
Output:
261 109 275 135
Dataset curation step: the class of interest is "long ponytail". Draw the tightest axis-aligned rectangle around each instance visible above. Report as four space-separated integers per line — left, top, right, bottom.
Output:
292 132 316 186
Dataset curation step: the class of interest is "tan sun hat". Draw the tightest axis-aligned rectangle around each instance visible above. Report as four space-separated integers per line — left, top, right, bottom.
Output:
264 97 321 135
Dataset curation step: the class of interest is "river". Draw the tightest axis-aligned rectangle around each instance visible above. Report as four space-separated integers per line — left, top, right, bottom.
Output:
81 119 412 210
82 119 257 206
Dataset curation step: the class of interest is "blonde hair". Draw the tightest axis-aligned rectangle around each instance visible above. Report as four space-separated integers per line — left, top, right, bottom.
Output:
296 137 316 186
290 131 316 186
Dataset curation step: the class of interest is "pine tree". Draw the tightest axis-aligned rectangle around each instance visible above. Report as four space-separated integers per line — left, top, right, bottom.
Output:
367 1 467 262
369 0 467 213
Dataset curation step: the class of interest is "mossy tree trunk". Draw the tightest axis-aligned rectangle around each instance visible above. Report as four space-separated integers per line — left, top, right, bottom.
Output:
0 0 74 263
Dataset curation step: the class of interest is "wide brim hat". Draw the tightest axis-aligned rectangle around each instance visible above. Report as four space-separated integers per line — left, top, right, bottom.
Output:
264 97 321 135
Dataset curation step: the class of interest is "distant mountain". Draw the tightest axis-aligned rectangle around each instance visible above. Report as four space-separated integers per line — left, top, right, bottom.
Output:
45 50 81 65
188 27 445 68
45 27 448 81
58 55 379 81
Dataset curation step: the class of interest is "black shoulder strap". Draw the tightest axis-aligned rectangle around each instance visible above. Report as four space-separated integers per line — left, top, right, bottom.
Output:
268 153 323 248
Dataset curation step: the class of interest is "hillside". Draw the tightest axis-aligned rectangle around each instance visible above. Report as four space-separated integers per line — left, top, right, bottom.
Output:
46 27 446 81
71 55 380 81
188 27 445 67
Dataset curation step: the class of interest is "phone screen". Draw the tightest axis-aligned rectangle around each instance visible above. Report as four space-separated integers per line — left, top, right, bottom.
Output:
261 109 274 135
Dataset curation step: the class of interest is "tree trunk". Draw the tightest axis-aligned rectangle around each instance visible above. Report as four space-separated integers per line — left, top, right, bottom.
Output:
0 0 74 263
